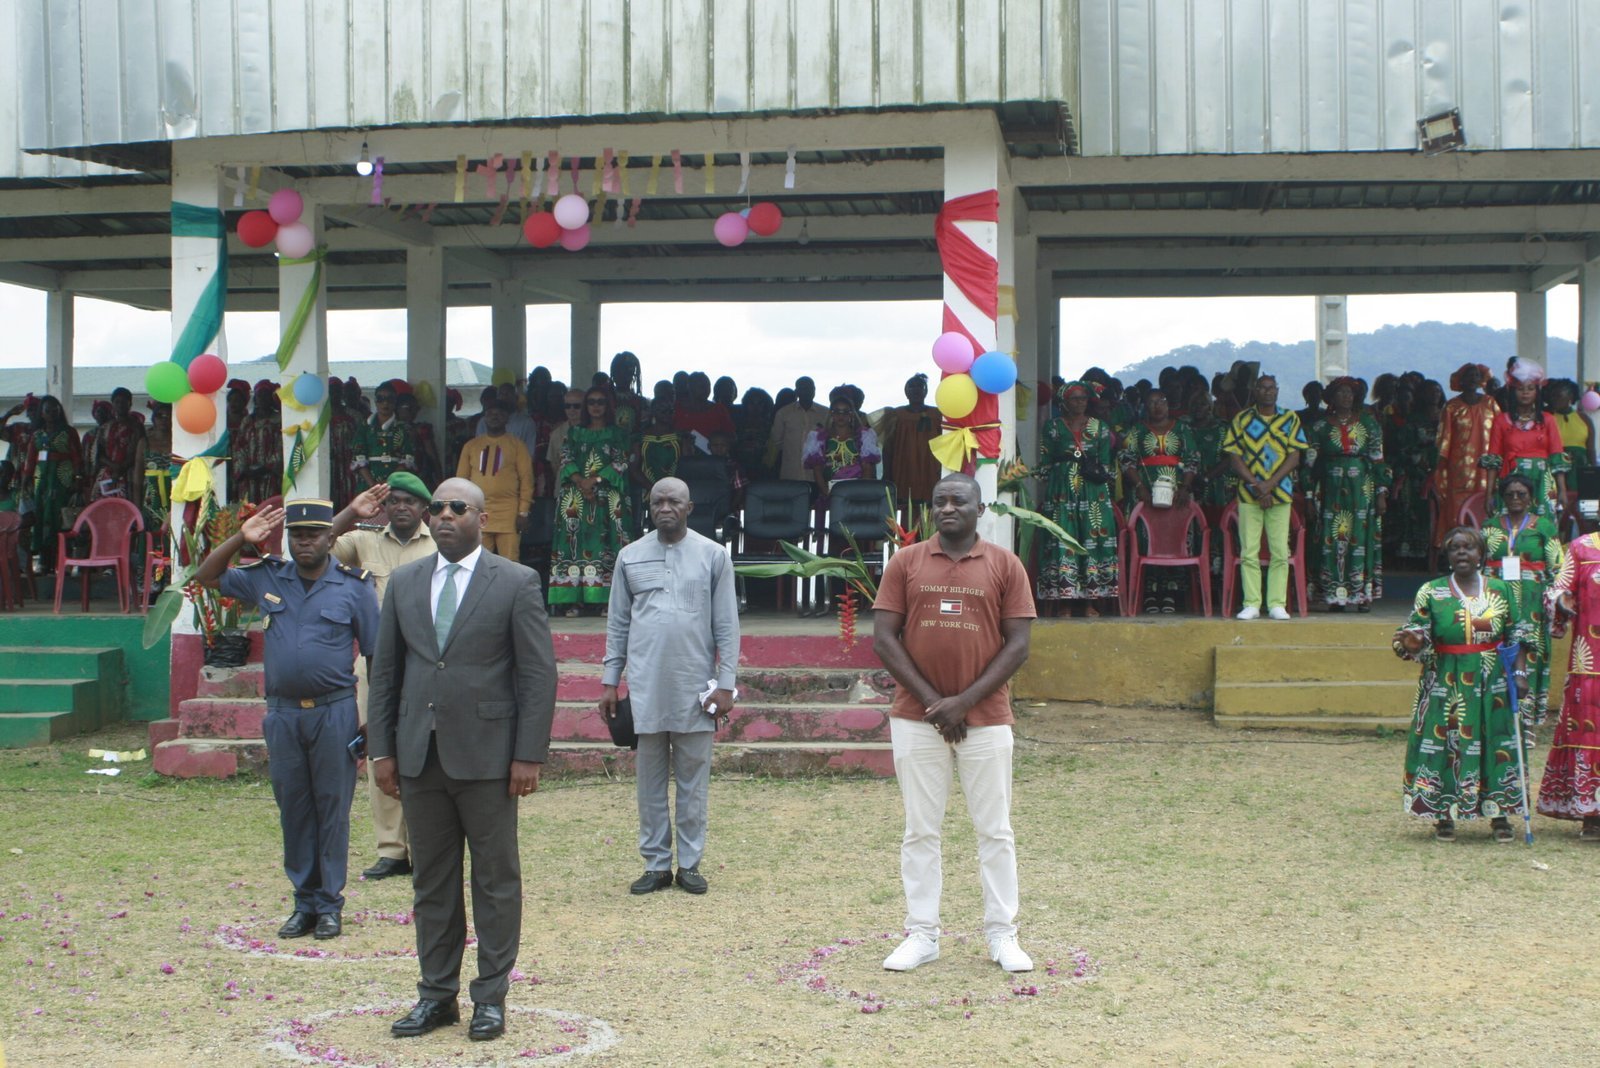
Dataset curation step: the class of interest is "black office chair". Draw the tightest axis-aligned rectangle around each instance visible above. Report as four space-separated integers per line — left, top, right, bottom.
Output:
822 479 896 604
732 479 817 612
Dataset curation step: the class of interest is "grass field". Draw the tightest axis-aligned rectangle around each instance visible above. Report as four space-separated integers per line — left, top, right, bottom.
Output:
0 702 1594 1067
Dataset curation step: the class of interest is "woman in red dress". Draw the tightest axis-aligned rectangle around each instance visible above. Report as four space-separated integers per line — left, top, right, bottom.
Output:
1482 360 1568 525
1432 363 1500 548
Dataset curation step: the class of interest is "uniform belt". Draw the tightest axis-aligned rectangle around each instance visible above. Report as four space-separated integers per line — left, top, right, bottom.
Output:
1434 642 1497 655
1139 456 1181 466
266 686 357 710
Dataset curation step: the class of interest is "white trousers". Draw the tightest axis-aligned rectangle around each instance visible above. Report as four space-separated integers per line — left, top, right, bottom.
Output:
890 718 1019 941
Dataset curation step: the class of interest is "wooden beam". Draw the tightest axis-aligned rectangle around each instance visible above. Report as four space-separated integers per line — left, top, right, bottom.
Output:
1014 150 1600 187
1056 272 1534 298
1042 241 1592 273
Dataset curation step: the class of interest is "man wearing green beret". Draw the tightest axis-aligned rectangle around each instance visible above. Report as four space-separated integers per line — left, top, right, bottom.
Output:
329 472 437 881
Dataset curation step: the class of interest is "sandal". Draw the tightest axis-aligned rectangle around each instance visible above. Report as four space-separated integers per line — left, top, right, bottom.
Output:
1580 817 1600 842
1491 817 1514 843
564 608 579 618
1433 819 1456 841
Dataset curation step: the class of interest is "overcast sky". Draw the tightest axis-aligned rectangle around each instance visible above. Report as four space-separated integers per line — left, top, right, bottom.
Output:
0 282 1579 412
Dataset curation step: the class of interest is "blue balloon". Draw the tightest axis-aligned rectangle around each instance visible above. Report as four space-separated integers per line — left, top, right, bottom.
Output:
970 351 1018 394
292 372 326 407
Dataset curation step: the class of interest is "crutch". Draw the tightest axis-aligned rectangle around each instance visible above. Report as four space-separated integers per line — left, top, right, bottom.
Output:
1497 641 1535 846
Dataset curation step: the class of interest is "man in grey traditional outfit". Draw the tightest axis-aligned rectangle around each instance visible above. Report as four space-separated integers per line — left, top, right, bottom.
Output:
600 477 740 895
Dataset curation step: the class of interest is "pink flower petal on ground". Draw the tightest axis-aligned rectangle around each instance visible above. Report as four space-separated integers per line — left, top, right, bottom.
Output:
160 963 175 975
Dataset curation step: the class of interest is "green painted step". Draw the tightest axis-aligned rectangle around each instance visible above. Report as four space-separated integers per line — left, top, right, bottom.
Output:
1213 713 1411 731
0 679 102 715
1213 678 1417 719
0 646 123 678
1214 643 1414 685
0 710 93 748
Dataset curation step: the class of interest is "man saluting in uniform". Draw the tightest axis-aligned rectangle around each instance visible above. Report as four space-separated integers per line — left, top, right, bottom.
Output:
194 498 380 941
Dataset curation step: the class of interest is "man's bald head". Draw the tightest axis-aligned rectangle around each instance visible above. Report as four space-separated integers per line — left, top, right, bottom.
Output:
430 477 487 560
435 477 486 509
648 477 694 542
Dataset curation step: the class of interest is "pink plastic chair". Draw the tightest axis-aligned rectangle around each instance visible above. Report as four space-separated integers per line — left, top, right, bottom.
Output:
1219 501 1308 617
0 512 26 610
1126 501 1212 617
54 497 144 613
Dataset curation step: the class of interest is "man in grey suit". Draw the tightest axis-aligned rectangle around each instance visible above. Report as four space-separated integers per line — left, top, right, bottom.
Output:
368 477 557 1044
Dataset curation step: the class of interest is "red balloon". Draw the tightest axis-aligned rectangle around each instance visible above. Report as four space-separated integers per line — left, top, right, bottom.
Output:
747 201 783 237
187 353 227 394
523 212 562 249
236 210 278 248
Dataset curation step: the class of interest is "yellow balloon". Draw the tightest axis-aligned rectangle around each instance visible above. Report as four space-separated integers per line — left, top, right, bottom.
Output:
936 373 979 420
491 367 515 386
414 380 437 407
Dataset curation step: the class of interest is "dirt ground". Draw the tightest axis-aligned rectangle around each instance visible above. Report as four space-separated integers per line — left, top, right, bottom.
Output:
0 704 1594 1067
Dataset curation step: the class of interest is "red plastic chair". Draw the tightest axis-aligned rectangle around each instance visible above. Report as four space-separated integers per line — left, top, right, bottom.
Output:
142 526 173 614
0 512 26 610
1456 489 1488 531
53 498 144 613
1219 501 1308 617
1126 501 1212 617
1111 502 1133 617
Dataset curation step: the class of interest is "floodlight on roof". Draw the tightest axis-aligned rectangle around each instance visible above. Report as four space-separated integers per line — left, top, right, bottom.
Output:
355 140 374 177
1417 109 1465 155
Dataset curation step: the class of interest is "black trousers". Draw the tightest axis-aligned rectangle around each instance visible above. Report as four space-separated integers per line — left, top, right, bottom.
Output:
400 736 522 1005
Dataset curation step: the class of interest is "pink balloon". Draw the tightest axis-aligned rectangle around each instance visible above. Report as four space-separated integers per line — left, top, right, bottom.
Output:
713 212 749 248
1583 390 1600 412
559 224 591 252
275 221 315 259
553 194 590 230
931 331 977 374
267 188 303 226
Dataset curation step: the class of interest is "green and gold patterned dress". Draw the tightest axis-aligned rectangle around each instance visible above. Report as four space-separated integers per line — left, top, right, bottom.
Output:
1394 575 1532 822
1036 416 1118 602
1482 511 1563 725
1307 413 1388 608
550 425 633 608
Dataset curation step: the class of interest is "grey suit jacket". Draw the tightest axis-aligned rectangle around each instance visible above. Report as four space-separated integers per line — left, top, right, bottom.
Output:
367 548 557 780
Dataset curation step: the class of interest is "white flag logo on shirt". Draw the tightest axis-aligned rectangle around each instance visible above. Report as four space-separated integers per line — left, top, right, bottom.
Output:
939 598 963 616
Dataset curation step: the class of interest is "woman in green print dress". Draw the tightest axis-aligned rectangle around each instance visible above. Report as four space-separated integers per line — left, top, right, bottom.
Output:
1036 381 1119 615
1307 377 1388 610
1393 526 1531 842
1481 473 1563 729
550 388 633 616
1119 388 1198 613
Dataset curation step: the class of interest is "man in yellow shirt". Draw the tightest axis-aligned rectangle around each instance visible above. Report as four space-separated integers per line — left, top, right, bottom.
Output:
330 472 437 880
456 398 534 559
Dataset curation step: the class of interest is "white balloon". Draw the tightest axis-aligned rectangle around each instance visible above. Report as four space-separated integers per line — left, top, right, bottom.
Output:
553 194 590 230
274 221 315 259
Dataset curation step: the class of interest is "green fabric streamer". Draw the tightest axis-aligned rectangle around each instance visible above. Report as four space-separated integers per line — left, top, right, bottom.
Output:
282 403 332 496
274 248 327 372
169 203 228 370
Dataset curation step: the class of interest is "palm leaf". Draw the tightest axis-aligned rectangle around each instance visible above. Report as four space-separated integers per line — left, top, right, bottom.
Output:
142 587 186 649
990 500 1085 554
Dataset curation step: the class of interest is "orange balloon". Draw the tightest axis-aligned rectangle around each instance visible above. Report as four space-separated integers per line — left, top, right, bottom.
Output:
175 392 217 434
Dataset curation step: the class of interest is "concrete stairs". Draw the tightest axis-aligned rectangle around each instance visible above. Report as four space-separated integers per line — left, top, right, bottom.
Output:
1211 642 1417 731
153 631 895 779
0 646 127 748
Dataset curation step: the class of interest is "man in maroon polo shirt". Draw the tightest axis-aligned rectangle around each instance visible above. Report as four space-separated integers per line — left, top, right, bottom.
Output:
872 472 1037 974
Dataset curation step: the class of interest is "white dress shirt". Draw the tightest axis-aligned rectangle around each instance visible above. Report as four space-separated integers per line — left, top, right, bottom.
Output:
430 544 484 623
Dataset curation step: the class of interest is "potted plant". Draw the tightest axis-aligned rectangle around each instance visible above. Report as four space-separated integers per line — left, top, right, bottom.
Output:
142 491 261 665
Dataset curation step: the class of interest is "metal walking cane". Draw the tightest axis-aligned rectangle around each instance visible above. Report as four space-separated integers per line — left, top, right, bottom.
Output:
1497 641 1535 846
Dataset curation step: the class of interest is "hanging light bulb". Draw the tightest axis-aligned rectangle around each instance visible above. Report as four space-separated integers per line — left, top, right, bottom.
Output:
355 140 373 177
796 219 810 246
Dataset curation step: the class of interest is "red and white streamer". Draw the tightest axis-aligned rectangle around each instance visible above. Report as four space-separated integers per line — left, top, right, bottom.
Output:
935 189 1002 465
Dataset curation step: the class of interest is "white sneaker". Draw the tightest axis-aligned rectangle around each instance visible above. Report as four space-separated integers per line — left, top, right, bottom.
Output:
1268 606 1291 621
1236 606 1260 621
882 932 939 971
988 934 1034 973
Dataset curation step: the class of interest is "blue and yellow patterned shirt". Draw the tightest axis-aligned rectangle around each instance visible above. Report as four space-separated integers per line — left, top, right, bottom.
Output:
1222 406 1308 505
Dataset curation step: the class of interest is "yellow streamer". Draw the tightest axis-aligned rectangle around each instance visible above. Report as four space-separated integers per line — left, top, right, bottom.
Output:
247 166 262 202
997 285 1018 319
704 153 715 193
591 161 603 197
171 457 215 503
927 421 1001 470
647 154 662 195
454 155 467 202
1016 382 1033 421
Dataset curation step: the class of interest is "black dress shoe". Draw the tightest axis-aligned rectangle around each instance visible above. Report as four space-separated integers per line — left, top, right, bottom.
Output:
468 1002 506 1042
676 866 708 895
391 998 460 1038
277 911 316 939
314 912 342 939
361 857 412 880
629 869 674 895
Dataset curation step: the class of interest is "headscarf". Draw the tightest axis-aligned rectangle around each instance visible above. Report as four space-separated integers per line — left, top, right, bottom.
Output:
1057 380 1101 400
1509 358 1547 384
252 379 276 397
91 400 113 421
1448 363 1492 393
446 388 463 412
227 378 251 396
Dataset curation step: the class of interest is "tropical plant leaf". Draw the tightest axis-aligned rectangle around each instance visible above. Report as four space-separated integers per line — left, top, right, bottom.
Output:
734 562 815 579
142 587 186 649
990 500 1086 554
779 540 822 565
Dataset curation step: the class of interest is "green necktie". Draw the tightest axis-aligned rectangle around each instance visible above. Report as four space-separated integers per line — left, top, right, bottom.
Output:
435 563 463 650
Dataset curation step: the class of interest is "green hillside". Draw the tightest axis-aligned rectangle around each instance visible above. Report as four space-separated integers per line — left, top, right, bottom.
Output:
1108 322 1579 387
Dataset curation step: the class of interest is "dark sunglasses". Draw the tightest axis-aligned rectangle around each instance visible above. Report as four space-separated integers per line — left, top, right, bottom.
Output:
427 500 477 516
563 402 584 409
586 399 607 406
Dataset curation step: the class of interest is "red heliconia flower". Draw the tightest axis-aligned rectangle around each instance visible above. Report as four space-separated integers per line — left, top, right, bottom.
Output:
837 589 857 647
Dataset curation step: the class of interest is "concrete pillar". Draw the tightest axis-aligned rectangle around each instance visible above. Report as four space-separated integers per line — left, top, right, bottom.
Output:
405 247 448 438
570 302 601 389
1581 264 1600 386
943 123 1013 545
1516 291 1548 371
277 198 330 500
1315 296 1349 381
1039 271 1060 383
44 290 73 418
1013 235 1040 470
169 153 226 501
490 281 527 387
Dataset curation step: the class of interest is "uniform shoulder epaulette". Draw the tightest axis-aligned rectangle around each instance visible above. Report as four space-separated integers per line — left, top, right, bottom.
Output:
336 561 372 580
237 554 279 569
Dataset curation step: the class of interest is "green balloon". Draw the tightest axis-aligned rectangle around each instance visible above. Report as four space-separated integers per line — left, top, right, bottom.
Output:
146 361 192 404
